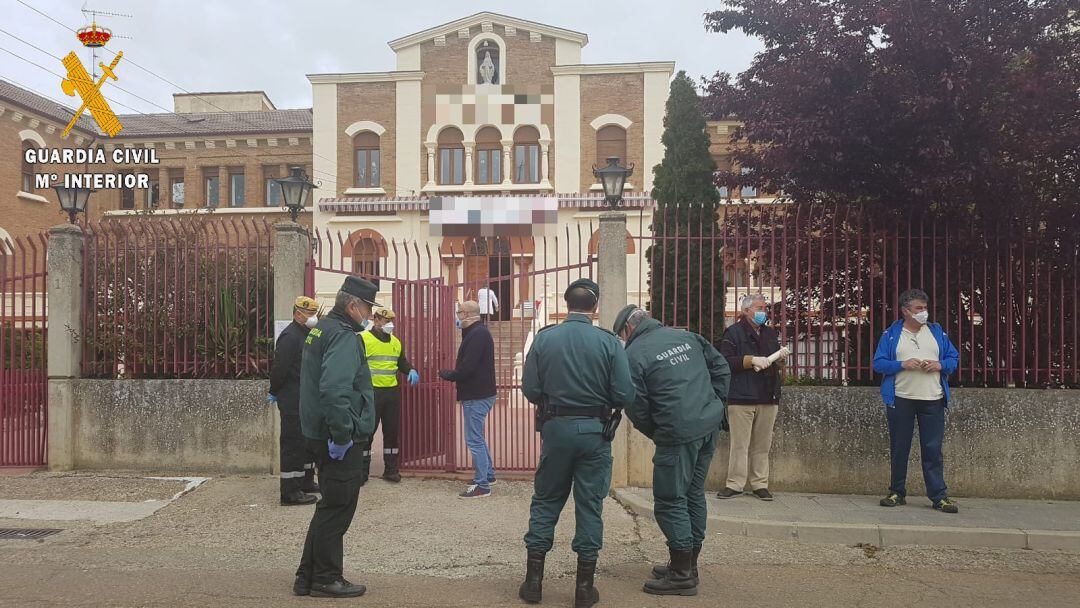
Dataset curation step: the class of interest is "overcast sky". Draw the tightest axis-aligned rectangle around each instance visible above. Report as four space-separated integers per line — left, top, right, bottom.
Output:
2 0 761 114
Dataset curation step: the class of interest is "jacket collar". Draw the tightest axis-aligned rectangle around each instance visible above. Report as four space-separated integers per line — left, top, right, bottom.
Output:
627 317 662 346
328 308 364 333
565 312 594 324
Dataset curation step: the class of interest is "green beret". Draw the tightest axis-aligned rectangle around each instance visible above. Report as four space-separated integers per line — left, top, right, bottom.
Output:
612 304 640 335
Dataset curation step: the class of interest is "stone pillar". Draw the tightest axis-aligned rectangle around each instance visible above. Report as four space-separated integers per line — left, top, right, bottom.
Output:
46 224 84 470
271 222 311 475
539 139 551 189
501 140 514 186
598 211 630 487
516 257 532 305
463 143 475 187
425 145 437 188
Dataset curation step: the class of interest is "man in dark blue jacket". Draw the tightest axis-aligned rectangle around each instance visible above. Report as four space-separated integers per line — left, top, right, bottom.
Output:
439 300 497 498
873 288 961 513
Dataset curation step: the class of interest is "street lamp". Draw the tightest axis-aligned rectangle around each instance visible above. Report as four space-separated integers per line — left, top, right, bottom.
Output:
274 166 315 222
53 185 95 224
592 156 634 209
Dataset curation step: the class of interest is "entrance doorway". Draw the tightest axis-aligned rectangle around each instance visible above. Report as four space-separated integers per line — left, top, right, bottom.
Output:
464 237 512 320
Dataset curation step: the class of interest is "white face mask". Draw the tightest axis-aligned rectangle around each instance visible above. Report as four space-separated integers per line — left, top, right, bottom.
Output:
913 311 929 325
383 322 394 334
304 315 318 328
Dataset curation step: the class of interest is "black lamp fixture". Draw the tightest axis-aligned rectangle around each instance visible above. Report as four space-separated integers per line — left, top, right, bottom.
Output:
592 156 634 209
274 166 315 222
53 185 95 224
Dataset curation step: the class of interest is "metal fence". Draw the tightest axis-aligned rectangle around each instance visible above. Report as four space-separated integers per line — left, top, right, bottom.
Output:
81 218 275 379
637 202 1079 388
1 232 48 467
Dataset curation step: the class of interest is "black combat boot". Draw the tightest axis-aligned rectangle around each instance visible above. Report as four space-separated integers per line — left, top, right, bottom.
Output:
650 545 700 584
573 558 599 608
643 549 697 596
518 551 545 603
383 453 402 483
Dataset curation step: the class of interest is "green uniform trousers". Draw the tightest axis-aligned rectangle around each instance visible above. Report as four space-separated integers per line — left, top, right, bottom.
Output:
296 438 369 585
524 416 612 561
652 430 718 551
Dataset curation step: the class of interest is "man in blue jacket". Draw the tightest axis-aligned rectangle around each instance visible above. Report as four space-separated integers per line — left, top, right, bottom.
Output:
872 288 961 514
438 300 497 498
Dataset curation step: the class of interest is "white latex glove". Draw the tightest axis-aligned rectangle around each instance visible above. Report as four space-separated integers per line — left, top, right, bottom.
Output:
775 346 791 361
751 356 771 372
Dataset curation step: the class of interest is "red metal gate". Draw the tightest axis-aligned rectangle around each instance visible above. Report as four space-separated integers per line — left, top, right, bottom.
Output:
393 279 457 471
0 232 48 467
311 221 595 474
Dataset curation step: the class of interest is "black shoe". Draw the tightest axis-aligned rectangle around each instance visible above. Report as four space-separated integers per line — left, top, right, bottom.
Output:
716 487 742 499
644 549 698 596
573 558 600 608
301 482 321 494
753 488 774 501
280 490 317 506
933 497 959 513
650 546 700 584
292 575 310 596
310 579 366 598
518 551 545 603
383 471 402 483
880 493 906 507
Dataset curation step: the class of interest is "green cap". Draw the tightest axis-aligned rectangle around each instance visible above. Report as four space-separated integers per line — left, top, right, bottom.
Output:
612 304 640 336
564 278 600 301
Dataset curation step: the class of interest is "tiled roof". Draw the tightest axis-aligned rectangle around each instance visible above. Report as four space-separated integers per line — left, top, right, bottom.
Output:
0 79 311 139
0 78 97 135
110 108 312 138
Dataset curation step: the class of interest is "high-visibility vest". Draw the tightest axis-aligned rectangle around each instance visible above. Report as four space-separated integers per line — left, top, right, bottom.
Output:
361 331 403 388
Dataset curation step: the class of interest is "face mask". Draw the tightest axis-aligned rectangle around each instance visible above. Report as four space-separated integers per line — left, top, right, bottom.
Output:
753 311 768 326
618 338 627 348
383 322 394 334
361 318 373 330
913 311 929 325
455 318 462 329
304 315 318 328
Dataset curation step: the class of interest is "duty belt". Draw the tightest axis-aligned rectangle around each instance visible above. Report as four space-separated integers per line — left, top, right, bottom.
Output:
554 405 607 418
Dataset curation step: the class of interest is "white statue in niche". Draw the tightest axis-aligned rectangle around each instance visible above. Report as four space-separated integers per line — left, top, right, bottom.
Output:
479 51 497 84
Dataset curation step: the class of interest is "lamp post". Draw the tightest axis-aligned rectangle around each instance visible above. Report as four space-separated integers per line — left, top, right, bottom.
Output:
592 156 634 208
53 185 95 224
274 166 315 223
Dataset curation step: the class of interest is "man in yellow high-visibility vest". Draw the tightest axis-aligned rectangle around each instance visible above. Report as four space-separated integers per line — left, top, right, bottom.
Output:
360 308 419 482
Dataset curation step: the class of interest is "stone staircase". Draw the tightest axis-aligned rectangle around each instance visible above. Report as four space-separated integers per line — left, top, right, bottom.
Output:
487 321 531 384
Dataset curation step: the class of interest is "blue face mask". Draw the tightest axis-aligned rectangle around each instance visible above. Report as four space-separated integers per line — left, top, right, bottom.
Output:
753 311 768 326
455 318 462 329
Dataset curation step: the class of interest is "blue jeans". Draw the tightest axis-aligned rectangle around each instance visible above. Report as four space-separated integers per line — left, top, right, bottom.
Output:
886 396 948 502
462 396 496 489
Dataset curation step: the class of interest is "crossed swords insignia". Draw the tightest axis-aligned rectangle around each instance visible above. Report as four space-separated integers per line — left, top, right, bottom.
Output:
60 51 123 138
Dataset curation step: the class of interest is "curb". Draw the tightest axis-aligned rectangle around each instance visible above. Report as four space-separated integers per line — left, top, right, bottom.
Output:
613 489 1080 552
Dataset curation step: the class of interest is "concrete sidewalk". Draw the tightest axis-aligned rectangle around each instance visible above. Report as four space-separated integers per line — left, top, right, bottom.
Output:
615 487 1080 551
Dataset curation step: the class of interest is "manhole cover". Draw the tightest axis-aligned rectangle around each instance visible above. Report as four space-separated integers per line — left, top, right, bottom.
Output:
0 528 62 540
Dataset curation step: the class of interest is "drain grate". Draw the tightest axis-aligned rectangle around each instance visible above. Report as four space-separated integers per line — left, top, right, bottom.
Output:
0 528 63 540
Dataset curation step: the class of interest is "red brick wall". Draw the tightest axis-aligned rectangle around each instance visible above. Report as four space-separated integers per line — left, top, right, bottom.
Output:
337 82 396 196
579 73 645 192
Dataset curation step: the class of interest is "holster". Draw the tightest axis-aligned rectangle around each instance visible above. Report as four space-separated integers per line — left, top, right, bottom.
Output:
534 396 555 432
601 409 622 442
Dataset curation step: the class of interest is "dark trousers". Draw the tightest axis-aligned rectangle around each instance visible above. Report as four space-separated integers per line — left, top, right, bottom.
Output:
652 431 718 551
886 396 948 502
279 411 315 497
296 438 366 585
373 387 401 473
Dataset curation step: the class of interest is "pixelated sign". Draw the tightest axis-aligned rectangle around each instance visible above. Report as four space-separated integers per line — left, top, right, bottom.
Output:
429 196 558 237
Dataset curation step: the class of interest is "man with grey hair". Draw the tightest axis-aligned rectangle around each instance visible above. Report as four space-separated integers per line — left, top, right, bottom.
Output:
873 288 960 513
717 294 789 500
439 300 497 498
293 276 379 598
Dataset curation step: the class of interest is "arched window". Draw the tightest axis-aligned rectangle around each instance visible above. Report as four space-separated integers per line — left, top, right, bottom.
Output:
596 125 627 170
21 141 34 193
513 126 540 184
354 131 380 188
474 127 502 185
345 229 388 289
438 127 465 185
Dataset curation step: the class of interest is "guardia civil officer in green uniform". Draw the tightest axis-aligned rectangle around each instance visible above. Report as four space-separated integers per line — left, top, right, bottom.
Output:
519 278 635 608
293 276 378 599
613 304 730 597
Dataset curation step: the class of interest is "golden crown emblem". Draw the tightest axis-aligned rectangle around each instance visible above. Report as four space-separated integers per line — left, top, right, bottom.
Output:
76 21 112 48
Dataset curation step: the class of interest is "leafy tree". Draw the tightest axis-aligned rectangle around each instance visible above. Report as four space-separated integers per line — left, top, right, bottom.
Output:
647 71 725 341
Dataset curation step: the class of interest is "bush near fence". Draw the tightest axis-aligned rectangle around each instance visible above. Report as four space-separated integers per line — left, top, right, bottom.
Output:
641 202 1078 388
81 218 275 380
